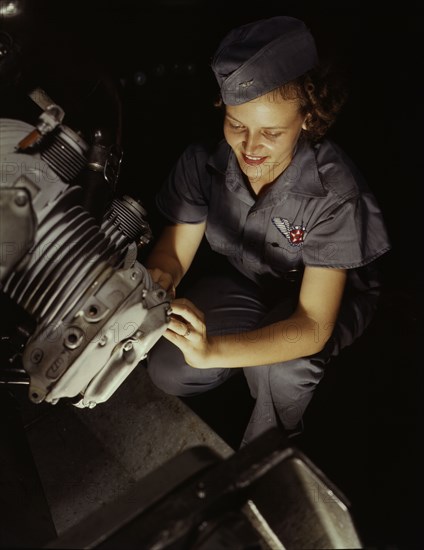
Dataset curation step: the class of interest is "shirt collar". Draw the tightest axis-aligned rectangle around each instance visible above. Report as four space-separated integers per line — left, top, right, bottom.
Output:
270 138 328 199
206 139 231 175
207 140 255 205
206 137 328 201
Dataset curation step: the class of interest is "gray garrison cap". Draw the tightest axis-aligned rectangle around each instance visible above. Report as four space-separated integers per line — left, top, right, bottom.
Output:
211 16 318 105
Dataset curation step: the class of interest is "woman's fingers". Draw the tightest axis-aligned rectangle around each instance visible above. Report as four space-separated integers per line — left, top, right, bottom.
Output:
167 316 193 337
165 298 207 345
168 298 205 331
162 329 180 344
162 299 214 369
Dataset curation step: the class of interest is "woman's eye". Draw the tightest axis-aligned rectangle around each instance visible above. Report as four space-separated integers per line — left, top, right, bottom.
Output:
230 123 244 131
264 131 282 138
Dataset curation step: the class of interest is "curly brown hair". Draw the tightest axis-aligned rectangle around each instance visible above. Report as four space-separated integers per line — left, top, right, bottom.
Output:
278 65 348 142
214 64 348 143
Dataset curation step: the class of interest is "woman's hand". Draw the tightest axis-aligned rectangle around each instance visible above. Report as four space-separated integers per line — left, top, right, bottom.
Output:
163 298 216 369
148 268 176 299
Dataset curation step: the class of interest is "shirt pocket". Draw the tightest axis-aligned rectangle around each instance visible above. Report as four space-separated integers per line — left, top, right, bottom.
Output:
263 239 303 275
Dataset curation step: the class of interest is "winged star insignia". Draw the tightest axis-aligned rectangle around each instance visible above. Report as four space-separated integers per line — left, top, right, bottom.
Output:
272 217 307 247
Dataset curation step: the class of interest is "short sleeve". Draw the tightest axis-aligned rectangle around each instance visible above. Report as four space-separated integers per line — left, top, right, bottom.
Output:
155 144 210 224
302 191 391 269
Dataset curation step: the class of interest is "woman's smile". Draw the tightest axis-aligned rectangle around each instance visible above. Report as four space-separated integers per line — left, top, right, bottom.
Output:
242 153 268 165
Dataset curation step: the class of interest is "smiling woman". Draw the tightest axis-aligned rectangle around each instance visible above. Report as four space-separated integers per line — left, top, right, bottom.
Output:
223 95 306 194
143 15 391 446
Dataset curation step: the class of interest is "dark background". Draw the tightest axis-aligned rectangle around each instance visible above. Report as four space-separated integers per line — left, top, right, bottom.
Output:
1 1 421 548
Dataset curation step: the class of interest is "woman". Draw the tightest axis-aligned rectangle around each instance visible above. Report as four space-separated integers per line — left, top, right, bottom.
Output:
145 16 391 445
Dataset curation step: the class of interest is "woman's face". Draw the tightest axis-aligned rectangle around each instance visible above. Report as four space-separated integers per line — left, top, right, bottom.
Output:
224 91 306 191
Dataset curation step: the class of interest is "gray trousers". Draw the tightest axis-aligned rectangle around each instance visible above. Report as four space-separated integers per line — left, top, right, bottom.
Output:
147 266 378 446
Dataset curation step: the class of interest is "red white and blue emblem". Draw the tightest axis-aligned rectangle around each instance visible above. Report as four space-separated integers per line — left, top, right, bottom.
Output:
272 217 307 247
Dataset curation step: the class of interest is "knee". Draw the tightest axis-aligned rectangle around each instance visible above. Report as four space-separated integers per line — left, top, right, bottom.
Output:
147 339 226 397
271 358 324 401
243 358 325 431
270 358 325 429
147 363 184 396
146 341 188 396
243 357 324 399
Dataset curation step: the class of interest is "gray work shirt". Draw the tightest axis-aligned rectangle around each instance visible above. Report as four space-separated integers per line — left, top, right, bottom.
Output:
156 137 391 294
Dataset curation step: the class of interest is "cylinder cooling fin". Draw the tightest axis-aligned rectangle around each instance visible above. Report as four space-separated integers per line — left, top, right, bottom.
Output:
40 125 88 183
3 185 127 327
0 117 170 406
106 194 153 245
